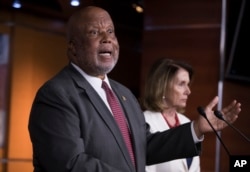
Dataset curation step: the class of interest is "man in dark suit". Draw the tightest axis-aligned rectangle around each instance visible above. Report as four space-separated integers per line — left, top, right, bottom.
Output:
28 6 241 172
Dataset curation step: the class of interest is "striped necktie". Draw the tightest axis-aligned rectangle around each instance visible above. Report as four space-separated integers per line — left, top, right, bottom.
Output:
102 81 135 166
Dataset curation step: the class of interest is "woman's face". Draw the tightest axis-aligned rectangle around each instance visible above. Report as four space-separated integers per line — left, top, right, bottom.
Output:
164 68 191 109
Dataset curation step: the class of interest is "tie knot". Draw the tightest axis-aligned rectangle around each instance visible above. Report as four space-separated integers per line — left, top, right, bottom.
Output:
102 81 111 92
102 81 114 98
102 81 109 89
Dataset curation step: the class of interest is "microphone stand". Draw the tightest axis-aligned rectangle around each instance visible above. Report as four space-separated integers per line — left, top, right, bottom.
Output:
197 106 231 156
214 110 250 143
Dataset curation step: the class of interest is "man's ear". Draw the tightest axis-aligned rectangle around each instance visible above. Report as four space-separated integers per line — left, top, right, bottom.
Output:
68 40 76 55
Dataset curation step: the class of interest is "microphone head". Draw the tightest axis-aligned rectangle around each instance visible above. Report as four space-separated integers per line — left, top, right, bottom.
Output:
197 106 207 118
214 110 224 120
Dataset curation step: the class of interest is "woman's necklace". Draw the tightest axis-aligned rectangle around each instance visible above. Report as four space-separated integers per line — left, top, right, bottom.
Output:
162 112 180 128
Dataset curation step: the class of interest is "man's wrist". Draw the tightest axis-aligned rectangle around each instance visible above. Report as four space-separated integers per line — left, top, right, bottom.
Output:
192 121 204 142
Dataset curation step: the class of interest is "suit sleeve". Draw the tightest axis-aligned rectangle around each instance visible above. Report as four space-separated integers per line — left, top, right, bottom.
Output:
146 122 201 165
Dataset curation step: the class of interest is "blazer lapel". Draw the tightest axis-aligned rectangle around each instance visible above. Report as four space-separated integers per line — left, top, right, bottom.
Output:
66 65 134 168
84 84 135 169
109 81 141 166
109 80 138 135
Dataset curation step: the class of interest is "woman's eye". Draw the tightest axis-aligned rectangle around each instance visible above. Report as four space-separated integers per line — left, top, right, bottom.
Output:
179 82 184 86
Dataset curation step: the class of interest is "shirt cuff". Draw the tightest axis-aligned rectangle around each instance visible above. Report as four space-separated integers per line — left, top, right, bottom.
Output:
191 121 204 143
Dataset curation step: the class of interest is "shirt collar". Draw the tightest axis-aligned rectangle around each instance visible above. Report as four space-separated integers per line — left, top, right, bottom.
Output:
71 62 111 90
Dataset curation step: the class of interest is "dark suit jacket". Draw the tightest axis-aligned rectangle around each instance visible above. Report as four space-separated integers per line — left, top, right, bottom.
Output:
28 64 200 172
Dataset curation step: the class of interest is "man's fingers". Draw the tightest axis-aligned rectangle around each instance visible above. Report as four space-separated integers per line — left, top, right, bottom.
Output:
206 96 219 110
222 100 237 114
222 101 241 122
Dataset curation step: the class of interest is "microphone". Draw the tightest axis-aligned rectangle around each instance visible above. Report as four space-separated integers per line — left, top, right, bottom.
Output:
214 110 250 142
197 106 231 156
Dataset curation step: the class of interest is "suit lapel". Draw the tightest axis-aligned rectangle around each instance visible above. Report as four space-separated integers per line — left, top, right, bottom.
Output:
66 65 134 169
85 83 135 169
109 80 138 136
109 80 140 165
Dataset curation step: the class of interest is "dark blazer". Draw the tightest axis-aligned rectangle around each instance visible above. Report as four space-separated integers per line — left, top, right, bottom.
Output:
28 64 200 172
